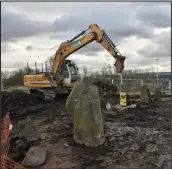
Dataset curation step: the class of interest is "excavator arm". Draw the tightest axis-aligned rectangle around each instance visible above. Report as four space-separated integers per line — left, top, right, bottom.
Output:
53 24 126 83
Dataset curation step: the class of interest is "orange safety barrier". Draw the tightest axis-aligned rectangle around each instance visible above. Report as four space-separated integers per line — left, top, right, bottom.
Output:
1 157 26 169
1 112 26 169
1 138 10 158
1 112 11 145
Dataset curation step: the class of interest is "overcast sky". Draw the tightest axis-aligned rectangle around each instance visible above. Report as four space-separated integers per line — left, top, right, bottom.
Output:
1 2 171 73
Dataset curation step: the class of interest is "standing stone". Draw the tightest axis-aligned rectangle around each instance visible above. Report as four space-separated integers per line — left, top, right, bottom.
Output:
154 87 162 102
74 85 105 147
65 83 105 147
140 86 151 103
65 82 85 119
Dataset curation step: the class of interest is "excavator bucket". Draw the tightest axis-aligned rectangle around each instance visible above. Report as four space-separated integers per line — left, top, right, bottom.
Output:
114 57 125 73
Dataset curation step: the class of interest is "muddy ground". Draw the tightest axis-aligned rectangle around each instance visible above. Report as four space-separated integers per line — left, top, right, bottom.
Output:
3 91 171 169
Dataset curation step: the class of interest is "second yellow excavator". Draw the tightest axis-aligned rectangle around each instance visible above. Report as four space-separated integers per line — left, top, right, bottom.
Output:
24 24 126 101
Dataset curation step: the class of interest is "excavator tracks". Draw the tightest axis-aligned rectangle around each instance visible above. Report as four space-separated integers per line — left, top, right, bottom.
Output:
30 88 56 102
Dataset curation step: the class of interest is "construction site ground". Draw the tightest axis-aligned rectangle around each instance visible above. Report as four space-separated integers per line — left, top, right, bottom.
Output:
4 90 171 169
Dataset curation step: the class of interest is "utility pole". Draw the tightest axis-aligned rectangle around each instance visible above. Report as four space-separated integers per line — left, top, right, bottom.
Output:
156 58 159 87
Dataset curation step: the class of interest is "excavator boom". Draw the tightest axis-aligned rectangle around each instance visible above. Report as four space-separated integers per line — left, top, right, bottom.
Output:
53 24 126 84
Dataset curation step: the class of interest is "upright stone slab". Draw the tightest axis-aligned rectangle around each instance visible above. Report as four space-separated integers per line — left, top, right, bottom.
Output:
74 85 105 147
65 82 85 119
154 88 162 102
140 86 151 103
66 84 105 147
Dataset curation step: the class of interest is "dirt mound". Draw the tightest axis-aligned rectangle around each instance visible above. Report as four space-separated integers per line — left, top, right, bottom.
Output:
2 90 40 112
93 81 120 105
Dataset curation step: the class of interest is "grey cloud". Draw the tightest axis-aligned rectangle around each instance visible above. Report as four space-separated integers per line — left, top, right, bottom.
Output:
1 2 171 70
1 8 51 42
2 2 85 16
136 3 171 28
129 59 156 67
126 54 171 70
49 30 77 40
75 42 104 56
72 57 107 69
49 45 59 51
1 43 15 54
25 45 48 51
1 61 31 69
49 41 103 57
51 2 170 56
2 3 170 44
10 39 18 43
25 45 33 51
137 30 171 58
160 60 171 67
52 3 169 39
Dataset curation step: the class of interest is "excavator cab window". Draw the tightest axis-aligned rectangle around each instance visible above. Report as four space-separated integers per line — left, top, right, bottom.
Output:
68 64 77 75
61 65 69 78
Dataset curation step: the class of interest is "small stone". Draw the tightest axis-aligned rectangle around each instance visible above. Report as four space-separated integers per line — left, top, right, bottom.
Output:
128 104 136 109
156 154 171 167
51 119 60 129
129 143 140 151
16 142 27 149
164 161 171 169
145 144 158 153
57 161 78 169
145 156 157 165
41 133 48 140
106 102 112 111
126 153 133 160
47 127 51 131
15 139 23 145
22 146 47 167
64 143 69 148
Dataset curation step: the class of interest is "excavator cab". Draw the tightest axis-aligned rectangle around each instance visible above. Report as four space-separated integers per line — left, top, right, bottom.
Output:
60 60 78 86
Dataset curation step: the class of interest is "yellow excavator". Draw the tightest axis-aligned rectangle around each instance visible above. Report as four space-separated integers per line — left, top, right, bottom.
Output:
24 24 126 101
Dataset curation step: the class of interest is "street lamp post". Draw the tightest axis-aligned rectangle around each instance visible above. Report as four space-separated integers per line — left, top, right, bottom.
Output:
156 58 159 87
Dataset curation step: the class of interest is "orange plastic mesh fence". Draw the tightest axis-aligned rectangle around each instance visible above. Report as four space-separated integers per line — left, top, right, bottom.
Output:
1 157 26 169
1 138 10 158
1 113 26 169
1 112 11 145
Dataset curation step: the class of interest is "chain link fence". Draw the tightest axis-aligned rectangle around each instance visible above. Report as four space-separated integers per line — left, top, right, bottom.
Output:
81 76 170 94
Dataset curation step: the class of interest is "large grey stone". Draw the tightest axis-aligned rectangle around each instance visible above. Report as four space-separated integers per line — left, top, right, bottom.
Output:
22 146 47 167
154 87 162 102
19 123 41 142
140 86 151 103
65 82 85 119
66 83 105 147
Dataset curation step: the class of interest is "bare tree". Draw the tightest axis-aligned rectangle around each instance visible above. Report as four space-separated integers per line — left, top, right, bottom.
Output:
1 71 9 79
104 64 112 77
82 66 89 77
